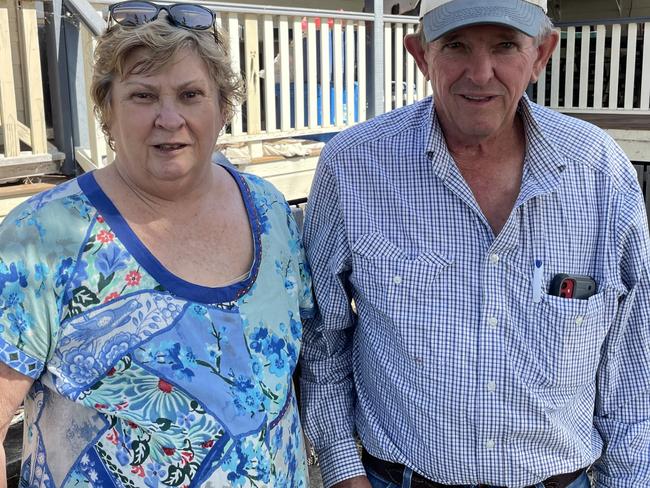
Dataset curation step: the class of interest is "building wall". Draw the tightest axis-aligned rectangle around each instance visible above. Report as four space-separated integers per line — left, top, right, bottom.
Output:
549 0 650 21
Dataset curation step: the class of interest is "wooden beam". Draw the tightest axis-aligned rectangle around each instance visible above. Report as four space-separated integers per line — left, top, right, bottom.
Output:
0 4 20 157
18 0 48 154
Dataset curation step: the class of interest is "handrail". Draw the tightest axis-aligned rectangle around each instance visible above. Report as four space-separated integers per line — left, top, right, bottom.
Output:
554 16 650 27
64 0 105 37
89 0 378 21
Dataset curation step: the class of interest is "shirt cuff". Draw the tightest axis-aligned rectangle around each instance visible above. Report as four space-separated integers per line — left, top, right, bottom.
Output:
317 437 366 488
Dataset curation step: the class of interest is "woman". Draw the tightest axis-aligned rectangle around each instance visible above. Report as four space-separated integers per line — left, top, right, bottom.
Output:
0 2 313 487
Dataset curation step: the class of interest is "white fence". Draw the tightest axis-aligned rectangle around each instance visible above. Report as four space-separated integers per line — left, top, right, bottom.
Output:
536 21 650 111
74 2 650 171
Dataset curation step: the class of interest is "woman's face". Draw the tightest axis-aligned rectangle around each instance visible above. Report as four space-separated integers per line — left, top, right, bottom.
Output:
108 47 224 186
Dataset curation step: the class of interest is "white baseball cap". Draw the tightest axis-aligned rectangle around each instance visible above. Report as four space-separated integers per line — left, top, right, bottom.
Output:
420 0 548 42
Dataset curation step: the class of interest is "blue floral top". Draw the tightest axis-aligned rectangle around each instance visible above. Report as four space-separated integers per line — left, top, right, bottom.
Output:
0 167 313 488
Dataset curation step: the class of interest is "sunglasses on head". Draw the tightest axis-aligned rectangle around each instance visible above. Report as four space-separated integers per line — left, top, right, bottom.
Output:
108 1 216 33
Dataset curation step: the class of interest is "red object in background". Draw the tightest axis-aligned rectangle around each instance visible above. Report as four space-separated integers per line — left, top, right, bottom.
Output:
302 16 337 31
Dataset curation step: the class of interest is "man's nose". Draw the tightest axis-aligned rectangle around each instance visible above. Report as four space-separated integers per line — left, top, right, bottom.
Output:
154 100 185 130
465 52 495 86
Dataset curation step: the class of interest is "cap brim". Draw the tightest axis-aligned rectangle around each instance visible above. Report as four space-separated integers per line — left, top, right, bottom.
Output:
422 0 546 42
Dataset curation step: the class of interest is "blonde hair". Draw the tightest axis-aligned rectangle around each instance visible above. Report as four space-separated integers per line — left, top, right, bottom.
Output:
91 17 244 146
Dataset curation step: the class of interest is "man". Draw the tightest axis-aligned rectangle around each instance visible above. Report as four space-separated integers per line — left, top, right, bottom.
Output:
300 0 650 487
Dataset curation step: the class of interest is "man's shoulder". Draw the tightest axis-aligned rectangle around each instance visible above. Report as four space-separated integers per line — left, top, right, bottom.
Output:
320 98 432 163
530 103 635 189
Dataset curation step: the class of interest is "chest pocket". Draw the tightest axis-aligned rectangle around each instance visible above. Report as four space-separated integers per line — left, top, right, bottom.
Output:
351 233 453 365
507 289 614 390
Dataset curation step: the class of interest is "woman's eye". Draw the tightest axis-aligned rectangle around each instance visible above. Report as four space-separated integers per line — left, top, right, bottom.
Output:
182 90 203 100
132 92 154 100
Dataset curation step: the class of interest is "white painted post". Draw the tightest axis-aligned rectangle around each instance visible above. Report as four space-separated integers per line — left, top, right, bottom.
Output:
593 24 606 109
609 23 621 109
293 16 305 130
564 26 576 108
320 19 331 128
345 22 355 125
578 25 590 108
405 23 414 106
228 14 243 136
357 21 367 122
550 29 561 108
307 18 318 129
279 16 291 131
384 22 392 112
263 15 277 133
394 23 403 109
624 23 638 109
333 18 344 127
640 22 650 110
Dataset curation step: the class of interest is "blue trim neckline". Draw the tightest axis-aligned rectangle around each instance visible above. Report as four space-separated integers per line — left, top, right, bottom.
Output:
77 165 261 304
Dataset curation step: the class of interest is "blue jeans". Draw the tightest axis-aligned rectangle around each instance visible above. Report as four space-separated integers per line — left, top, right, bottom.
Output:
365 464 592 488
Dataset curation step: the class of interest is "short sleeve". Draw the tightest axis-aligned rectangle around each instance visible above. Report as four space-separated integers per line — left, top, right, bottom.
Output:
0 186 87 379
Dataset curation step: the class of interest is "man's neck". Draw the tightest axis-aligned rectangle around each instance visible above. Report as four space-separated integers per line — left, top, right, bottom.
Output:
445 114 526 172
444 114 527 235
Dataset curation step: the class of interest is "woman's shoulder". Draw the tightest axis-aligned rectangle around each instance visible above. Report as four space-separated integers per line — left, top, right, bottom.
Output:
238 170 288 203
0 176 96 252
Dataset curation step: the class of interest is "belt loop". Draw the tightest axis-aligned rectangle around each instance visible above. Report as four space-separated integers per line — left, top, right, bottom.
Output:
401 466 414 488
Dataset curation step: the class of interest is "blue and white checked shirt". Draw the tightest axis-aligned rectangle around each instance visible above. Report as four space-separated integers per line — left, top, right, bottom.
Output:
300 96 650 488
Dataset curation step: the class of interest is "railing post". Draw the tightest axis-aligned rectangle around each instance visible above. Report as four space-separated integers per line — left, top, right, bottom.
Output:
44 0 84 175
366 0 384 118
0 2 20 157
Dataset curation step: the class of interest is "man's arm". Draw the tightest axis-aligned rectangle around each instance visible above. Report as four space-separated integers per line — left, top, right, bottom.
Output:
592 188 650 487
300 159 368 488
0 362 33 488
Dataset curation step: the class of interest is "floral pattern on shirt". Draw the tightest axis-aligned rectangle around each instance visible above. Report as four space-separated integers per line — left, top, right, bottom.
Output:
0 169 313 487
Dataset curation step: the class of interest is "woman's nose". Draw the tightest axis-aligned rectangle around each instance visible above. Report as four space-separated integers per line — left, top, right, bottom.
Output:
154 101 185 130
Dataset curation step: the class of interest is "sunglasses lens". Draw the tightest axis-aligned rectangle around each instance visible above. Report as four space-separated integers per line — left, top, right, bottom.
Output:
168 5 214 30
111 2 158 26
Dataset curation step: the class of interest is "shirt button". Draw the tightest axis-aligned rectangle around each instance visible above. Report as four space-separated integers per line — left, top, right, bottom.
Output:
485 439 495 449
487 381 496 392
575 315 584 326
489 253 500 264
488 317 498 328
392 275 402 285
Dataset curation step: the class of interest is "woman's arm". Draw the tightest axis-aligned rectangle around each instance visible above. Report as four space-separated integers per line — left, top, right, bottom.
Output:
0 362 33 488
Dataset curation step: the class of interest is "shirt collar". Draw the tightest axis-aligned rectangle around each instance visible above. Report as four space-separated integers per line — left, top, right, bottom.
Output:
423 94 569 197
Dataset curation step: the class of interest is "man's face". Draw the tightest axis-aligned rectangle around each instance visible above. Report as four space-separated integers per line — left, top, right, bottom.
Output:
406 24 557 146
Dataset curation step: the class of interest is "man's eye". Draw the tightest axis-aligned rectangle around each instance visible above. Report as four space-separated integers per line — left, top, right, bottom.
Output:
499 42 516 49
444 42 461 49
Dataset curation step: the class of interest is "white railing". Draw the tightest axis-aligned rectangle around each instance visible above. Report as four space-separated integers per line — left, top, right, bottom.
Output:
73 2 650 171
536 20 650 112
77 1 375 169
